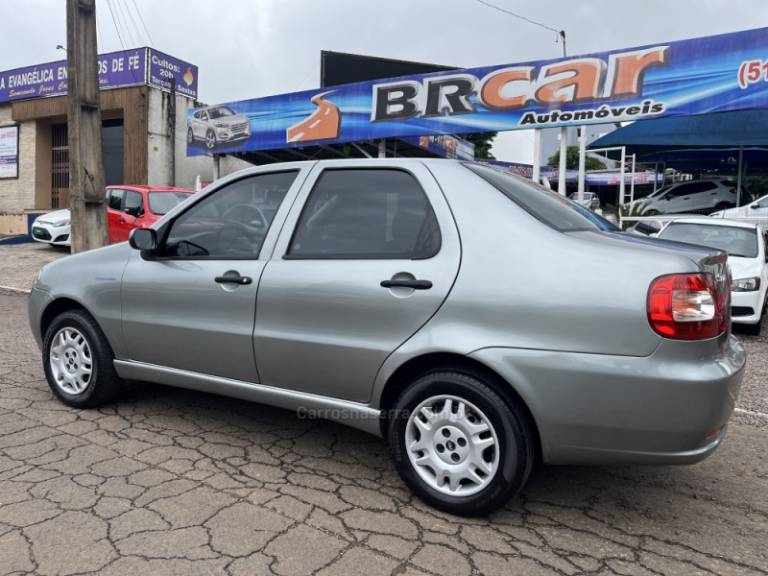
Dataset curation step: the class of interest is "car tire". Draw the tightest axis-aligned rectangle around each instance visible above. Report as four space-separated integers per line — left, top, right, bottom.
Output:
388 371 534 516
205 128 216 150
42 309 122 408
187 127 194 145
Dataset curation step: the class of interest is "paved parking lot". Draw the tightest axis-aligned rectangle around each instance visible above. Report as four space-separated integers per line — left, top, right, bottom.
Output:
0 244 767 575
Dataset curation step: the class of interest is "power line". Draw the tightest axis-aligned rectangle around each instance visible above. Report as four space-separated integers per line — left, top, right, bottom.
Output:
117 0 144 47
472 0 565 53
128 0 154 46
113 0 138 47
105 0 129 51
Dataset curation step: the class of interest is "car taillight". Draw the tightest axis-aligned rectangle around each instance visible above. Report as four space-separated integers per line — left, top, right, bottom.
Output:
647 271 728 340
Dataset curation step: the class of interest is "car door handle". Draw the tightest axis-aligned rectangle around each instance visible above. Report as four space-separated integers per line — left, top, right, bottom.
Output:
380 279 432 290
215 271 252 285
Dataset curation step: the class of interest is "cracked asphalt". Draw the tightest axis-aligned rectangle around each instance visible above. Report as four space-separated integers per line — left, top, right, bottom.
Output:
0 245 767 575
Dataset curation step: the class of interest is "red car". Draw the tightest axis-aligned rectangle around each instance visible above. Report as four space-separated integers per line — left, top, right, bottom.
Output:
106 185 194 243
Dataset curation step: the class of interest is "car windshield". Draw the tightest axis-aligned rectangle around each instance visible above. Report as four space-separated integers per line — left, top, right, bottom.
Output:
465 163 612 232
149 192 193 215
208 107 235 119
660 223 758 258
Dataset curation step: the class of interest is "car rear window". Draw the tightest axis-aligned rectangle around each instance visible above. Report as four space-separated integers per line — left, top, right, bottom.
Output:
659 223 758 258
149 192 193 215
464 163 610 232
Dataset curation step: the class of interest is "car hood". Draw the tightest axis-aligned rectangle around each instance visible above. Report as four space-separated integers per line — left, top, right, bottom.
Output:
728 256 761 279
36 209 70 225
214 116 247 127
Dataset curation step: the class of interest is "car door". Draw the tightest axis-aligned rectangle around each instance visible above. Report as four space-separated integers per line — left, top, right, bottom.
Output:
253 161 461 403
121 168 305 382
106 189 124 243
114 190 143 242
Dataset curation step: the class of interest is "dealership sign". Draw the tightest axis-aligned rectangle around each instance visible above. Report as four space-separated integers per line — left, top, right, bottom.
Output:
0 125 19 179
0 48 197 103
188 27 768 156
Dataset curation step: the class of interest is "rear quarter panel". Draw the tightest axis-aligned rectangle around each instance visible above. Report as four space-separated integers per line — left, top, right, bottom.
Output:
372 161 705 405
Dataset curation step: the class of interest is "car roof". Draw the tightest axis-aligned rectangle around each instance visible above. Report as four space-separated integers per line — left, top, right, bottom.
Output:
663 217 759 230
106 185 193 193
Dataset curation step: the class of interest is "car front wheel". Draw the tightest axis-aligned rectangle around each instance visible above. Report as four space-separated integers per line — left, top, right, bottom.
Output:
43 309 122 408
388 371 534 516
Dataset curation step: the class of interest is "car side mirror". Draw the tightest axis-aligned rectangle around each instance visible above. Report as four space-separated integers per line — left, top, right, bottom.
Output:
125 206 143 217
750 203 759 210
129 228 157 252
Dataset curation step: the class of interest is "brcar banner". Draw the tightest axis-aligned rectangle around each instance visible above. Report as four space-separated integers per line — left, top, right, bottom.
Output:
187 27 768 156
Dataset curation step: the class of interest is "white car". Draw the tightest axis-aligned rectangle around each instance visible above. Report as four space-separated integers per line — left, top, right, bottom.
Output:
711 193 768 229
630 178 751 216
30 209 71 247
658 217 768 334
187 105 251 150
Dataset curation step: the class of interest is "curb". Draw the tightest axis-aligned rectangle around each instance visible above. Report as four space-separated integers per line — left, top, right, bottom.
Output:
0 285 31 295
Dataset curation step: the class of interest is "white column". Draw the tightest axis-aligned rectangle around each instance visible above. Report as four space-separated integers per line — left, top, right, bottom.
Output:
618 147 626 207
558 127 567 196
531 129 542 184
577 128 586 201
378 140 386 158
630 154 636 204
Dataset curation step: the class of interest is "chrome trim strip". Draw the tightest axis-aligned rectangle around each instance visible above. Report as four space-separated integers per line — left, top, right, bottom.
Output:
113 359 382 436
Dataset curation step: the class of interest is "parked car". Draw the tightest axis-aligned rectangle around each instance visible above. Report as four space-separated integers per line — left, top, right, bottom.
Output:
29 159 745 515
629 178 752 216
188 105 251 150
104 185 194 243
568 191 600 211
657 217 768 334
30 185 194 247
711 193 768 228
30 209 71 247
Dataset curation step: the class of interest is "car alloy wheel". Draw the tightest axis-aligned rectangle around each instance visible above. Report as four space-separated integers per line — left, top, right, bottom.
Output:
206 129 216 150
49 326 93 395
405 394 499 496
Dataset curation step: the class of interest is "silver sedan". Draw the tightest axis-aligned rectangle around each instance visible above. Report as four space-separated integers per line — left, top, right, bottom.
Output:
29 159 745 515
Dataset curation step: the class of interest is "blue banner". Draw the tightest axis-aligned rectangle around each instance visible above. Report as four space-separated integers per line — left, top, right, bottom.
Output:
187 27 768 156
0 48 197 103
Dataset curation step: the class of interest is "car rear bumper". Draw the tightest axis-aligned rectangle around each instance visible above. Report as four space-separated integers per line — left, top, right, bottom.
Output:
470 333 746 465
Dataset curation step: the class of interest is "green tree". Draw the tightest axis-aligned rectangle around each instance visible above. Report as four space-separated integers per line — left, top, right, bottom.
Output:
460 132 497 160
547 145 606 171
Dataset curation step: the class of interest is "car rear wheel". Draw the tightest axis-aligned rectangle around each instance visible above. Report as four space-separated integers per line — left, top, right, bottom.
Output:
187 127 194 145
205 128 216 150
388 371 534 516
43 309 122 408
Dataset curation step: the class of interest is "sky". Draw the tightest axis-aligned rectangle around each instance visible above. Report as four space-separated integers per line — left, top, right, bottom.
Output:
1 0 767 162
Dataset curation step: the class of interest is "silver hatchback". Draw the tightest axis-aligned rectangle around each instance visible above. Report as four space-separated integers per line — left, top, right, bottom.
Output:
29 159 745 515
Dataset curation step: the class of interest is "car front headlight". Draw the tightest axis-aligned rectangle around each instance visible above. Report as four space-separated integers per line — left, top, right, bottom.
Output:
732 277 760 292
59 219 70 227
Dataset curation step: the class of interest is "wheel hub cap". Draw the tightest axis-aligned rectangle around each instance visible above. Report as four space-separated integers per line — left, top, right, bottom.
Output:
405 395 499 497
49 327 93 395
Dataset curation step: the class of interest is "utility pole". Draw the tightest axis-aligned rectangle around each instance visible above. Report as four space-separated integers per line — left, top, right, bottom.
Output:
67 0 107 252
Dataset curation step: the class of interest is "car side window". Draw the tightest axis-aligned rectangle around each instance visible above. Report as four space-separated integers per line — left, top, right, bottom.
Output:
108 189 124 210
123 191 143 216
287 168 441 259
162 171 298 259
